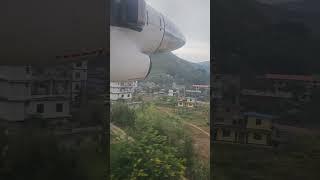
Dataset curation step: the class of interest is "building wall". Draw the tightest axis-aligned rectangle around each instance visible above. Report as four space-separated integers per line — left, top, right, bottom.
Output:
28 100 70 119
216 128 236 142
0 101 25 121
110 93 131 101
0 66 31 80
72 69 87 81
110 81 137 101
0 81 30 100
246 116 272 130
247 132 268 145
247 116 272 130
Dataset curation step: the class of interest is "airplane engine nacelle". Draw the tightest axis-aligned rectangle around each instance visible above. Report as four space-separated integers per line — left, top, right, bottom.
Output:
110 27 151 81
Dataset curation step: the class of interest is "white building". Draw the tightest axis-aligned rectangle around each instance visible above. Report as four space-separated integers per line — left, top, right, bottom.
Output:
168 89 174 96
0 65 71 121
110 81 137 101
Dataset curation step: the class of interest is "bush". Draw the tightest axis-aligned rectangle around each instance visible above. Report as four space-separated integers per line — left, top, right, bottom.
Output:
111 128 186 179
111 103 136 128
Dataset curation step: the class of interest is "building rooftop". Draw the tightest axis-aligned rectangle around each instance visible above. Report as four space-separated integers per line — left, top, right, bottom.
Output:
265 74 315 82
243 112 275 119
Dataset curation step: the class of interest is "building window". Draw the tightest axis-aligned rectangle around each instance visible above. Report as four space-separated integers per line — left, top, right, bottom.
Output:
222 130 231 137
76 62 82 67
75 84 80 90
26 66 30 74
75 72 81 79
36 104 44 113
127 94 130 97
256 119 262 125
121 94 124 98
253 133 262 140
56 103 63 112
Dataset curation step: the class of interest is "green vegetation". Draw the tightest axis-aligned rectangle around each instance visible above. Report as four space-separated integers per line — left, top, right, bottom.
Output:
154 96 177 107
213 135 320 180
110 103 209 179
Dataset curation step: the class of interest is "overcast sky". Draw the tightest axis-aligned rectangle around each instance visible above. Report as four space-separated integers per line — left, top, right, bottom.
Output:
145 0 210 63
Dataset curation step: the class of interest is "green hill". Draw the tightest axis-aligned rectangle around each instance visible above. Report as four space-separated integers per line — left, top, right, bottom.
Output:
147 52 209 87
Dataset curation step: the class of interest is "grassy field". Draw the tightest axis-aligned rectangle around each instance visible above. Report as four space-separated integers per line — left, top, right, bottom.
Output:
154 101 210 164
213 134 320 180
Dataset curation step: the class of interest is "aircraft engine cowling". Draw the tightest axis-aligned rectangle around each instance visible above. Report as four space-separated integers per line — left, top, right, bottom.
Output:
110 28 151 81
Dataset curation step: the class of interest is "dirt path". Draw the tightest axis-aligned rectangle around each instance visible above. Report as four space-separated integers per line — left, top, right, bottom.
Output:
156 106 210 162
183 122 210 162
110 123 134 143
184 122 210 137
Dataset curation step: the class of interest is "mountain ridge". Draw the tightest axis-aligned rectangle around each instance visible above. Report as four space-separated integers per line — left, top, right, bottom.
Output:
147 52 209 87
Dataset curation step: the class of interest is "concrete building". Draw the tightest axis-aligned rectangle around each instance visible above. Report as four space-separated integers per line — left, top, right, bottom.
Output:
214 112 274 146
110 81 137 101
168 89 176 96
0 65 72 121
177 97 196 108
86 57 107 97
71 61 88 105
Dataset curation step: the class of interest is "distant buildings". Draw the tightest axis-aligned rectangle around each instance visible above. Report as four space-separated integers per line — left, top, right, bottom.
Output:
177 97 196 108
110 81 137 101
168 89 176 96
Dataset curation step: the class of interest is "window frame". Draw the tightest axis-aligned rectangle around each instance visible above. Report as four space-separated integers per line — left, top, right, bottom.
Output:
56 103 63 113
36 103 44 113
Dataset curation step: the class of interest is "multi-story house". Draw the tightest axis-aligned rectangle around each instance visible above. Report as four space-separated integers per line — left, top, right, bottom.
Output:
177 97 196 108
71 61 88 105
110 81 138 101
214 111 274 146
0 65 71 121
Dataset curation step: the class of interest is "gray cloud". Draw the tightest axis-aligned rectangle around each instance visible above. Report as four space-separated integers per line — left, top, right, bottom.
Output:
146 0 210 62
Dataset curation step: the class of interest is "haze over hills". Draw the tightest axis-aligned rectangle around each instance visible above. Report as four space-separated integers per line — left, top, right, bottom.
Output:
147 52 209 87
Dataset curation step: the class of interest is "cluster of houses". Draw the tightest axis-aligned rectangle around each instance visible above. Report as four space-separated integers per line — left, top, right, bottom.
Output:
110 81 138 101
109 79 210 109
212 73 320 146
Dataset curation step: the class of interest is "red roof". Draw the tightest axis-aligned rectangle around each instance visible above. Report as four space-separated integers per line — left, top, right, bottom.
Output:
265 74 314 81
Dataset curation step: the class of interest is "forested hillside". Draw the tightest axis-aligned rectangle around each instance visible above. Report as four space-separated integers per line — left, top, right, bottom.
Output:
147 52 209 87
